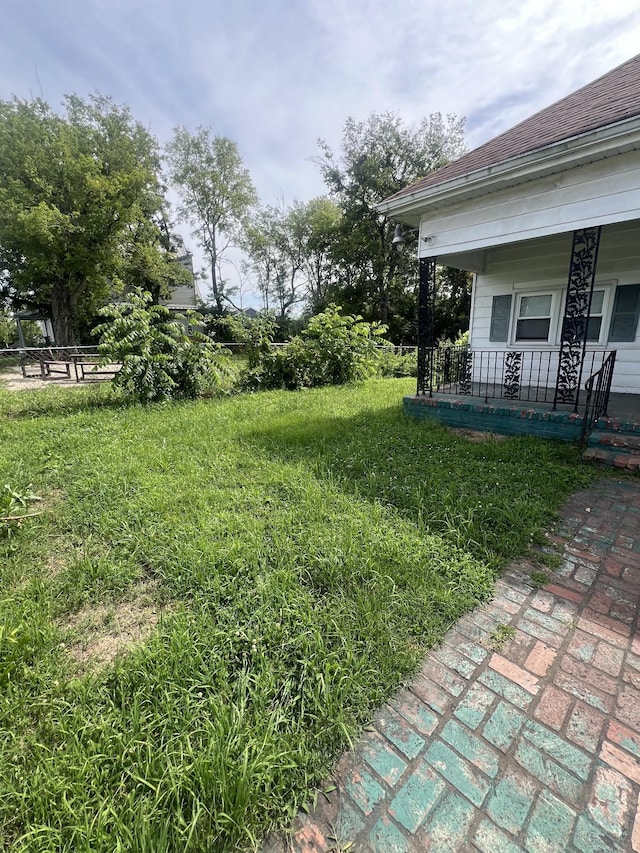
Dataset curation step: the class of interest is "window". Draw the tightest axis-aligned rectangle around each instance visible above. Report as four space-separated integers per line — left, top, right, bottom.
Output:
586 289 605 342
516 294 552 341
609 284 640 342
490 295 512 342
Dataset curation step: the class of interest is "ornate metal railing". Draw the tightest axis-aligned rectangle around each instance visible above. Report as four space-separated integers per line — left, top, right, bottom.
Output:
417 346 610 410
579 351 617 448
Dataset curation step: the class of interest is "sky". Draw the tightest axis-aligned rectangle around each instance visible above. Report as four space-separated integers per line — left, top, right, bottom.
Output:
2 0 640 306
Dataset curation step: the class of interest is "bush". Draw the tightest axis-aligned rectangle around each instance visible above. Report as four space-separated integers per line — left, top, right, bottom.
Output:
241 305 388 391
94 290 231 403
376 348 418 378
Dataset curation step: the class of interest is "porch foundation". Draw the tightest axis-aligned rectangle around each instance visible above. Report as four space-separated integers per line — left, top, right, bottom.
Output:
405 395 585 441
405 393 640 443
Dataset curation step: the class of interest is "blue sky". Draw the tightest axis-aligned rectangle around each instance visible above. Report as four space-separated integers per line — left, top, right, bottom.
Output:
2 0 640 305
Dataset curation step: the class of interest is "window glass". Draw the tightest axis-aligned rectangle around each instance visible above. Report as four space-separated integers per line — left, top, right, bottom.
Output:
586 289 605 342
609 284 640 343
516 318 550 340
519 294 552 318
490 294 512 342
516 293 552 341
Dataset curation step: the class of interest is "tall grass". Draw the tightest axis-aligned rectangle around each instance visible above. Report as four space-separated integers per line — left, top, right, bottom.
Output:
0 379 594 851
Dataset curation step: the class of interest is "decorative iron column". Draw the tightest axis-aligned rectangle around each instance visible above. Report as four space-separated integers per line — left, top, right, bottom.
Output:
417 257 436 396
553 226 601 411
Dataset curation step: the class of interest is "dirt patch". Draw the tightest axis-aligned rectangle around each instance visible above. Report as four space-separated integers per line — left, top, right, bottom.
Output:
0 366 83 392
448 427 510 443
62 582 172 671
0 365 117 392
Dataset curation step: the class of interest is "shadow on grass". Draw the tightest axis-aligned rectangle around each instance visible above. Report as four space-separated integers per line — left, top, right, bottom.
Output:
241 401 595 566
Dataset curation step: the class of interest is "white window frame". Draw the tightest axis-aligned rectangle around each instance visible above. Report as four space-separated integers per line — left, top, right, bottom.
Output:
511 291 560 345
584 287 615 346
505 280 617 347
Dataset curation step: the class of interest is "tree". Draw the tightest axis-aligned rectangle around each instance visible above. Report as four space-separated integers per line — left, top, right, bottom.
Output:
94 289 229 402
315 112 466 341
165 128 257 313
0 95 174 345
0 309 16 347
242 197 341 319
298 197 341 312
435 266 472 342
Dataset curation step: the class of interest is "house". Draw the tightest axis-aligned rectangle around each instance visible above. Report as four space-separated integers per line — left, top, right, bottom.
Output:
378 53 640 458
161 234 200 313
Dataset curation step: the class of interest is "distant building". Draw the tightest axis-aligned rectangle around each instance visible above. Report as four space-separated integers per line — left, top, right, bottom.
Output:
161 235 200 312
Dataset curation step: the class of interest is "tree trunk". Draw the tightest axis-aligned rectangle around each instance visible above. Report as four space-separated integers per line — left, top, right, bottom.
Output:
50 282 77 346
207 228 224 313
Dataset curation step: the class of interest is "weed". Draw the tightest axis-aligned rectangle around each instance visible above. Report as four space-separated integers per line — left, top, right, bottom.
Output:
532 550 563 570
0 484 41 538
530 570 551 588
488 623 516 650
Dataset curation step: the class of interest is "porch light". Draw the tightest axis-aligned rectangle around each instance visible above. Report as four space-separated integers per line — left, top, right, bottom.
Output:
392 224 415 249
392 224 433 250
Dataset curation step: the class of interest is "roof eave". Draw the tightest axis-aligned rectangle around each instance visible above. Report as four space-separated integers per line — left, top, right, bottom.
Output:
377 116 640 220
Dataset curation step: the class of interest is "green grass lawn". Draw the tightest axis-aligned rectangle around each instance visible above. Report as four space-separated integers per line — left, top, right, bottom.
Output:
0 379 595 851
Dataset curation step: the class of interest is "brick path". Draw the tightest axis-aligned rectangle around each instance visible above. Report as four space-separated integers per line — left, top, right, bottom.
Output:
266 478 640 852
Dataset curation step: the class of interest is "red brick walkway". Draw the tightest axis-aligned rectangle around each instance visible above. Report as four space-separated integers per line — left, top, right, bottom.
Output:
266 478 640 852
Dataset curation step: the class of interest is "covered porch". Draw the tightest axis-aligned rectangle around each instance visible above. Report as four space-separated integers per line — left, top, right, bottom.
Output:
406 219 640 458
375 57 640 461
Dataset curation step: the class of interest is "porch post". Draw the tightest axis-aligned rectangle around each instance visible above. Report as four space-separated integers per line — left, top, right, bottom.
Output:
417 257 436 396
553 226 601 411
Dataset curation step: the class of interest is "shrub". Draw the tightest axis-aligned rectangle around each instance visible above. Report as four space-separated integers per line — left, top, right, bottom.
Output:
94 290 231 402
376 348 418 378
241 305 388 391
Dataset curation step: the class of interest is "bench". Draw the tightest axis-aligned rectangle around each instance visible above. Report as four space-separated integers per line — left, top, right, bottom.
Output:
71 355 121 382
20 355 71 380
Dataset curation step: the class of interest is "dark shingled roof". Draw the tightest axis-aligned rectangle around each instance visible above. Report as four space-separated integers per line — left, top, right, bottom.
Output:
389 53 640 202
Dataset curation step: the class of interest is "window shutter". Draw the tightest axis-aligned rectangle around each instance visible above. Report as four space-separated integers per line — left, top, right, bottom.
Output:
490 295 512 342
608 284 640 343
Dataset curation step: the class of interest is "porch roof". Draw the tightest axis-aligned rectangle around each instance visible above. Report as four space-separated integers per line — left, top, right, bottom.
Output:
380 53 640 215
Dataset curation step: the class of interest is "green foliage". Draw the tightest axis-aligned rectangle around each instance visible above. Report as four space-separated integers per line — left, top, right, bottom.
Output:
488 623 516 651
0 484 40 539
241 197 341 318
241 305 387 390
376 348 418 378
530 570 551 588
94 290 230 402
0 310 16 347
316 111 466 340
435 267 472 342
165 127 257 312
0 95 175 345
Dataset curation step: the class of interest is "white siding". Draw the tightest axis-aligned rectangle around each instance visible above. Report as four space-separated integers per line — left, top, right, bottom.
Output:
162 282 198 308
419 149 640 259
469 221 640 395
